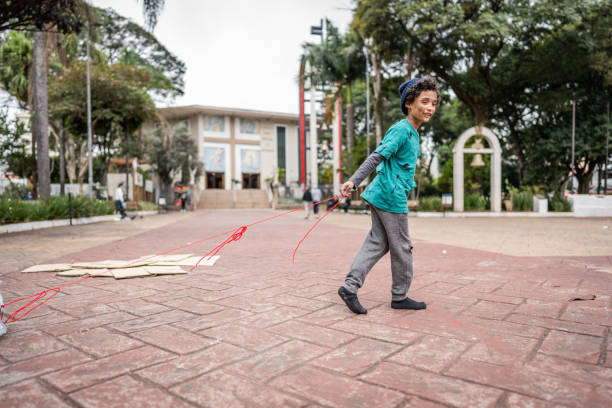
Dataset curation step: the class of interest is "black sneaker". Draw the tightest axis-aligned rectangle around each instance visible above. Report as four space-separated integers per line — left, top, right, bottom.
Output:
391 297 426 310
338 287 367 314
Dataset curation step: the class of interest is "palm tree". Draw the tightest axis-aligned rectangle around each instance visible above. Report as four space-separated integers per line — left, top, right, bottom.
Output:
304 22 365 152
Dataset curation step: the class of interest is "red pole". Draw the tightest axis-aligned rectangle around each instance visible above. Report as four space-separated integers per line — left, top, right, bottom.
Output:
299 58 306 185
337 86 342 184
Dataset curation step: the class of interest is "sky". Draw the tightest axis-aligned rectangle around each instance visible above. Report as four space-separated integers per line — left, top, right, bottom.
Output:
91 0 354 114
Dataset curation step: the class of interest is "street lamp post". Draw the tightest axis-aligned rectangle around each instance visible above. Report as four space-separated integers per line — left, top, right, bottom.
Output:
86 21 93 198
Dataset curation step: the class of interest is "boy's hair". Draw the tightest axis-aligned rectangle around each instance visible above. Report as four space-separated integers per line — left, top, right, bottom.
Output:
401 76 440 115
118 182 124 187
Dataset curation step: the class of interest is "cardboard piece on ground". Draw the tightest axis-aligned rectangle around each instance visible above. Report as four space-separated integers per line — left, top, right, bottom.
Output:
111 267 152 279
72 259 150 269
56 268 111 277
151 256 214 267
195 255 220 267
143 254 193 263
22 264 72 273
144 265 188 275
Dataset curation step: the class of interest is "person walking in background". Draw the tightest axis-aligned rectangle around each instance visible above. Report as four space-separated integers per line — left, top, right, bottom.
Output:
337 77 440 314
180 192 187 212
115 182 127 220
311 185 322 218
302 186 312 219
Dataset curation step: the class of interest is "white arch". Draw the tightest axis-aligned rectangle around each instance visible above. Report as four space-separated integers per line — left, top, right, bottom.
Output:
452 126 502 212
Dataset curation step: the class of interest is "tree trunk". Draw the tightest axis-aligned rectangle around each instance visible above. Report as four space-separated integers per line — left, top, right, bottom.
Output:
371 51 383 145
32 30 50 197
125 124 130 201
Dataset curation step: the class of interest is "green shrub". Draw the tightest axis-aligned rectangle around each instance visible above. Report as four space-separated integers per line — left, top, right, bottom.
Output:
550 192 572 212
0 195 113 224
464 193 488 210
419 196 442 211
511 191 533 211
137 201 160 211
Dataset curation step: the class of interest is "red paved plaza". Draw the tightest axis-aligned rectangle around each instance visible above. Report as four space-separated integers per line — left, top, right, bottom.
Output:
1 209 611 407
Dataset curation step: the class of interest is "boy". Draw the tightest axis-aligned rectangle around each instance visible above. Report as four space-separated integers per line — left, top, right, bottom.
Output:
338 77 440 314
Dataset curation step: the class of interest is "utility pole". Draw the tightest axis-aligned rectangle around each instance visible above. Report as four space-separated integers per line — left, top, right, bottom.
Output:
364 46 371 157
606 102 610 194
86 21 94 197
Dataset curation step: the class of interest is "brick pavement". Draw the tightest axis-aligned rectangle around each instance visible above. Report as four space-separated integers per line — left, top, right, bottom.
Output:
1 209 611 407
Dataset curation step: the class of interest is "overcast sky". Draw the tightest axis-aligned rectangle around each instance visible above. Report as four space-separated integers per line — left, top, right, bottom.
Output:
91 0 354 114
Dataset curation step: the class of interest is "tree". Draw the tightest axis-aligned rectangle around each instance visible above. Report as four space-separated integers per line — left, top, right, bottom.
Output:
352 0 408 144
303 21 366 152
145 122 201 201
48 62 156 192
0 0 83 32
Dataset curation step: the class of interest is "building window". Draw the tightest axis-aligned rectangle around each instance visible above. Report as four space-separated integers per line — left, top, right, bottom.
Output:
203 115 225 132
277 126 286 169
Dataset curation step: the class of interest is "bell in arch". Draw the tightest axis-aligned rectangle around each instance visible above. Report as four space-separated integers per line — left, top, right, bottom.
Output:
470 138 486 167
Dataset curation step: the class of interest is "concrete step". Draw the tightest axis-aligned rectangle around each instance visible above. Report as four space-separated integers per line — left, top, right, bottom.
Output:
198 189 270 209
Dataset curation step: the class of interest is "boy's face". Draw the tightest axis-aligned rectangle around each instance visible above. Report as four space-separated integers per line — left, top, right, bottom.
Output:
406 90 438 123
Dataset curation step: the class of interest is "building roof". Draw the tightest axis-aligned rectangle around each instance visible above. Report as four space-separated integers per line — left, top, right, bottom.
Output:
157 105 299 122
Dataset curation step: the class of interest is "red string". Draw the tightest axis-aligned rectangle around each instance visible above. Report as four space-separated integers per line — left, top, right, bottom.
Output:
1 194 345 324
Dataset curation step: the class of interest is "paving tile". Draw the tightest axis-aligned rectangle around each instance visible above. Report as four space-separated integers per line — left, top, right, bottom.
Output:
70 375 193 408
462 300 517 320
108 298 171 316
0 330 67 362
161 296 224 315
240 306 311 328
526 353 612 386
269 320 357 348
462 334 539 366
270 365 405 408
42 346 174 392
171 369 306 408
130 324 217 354
388 335 471 372
198 286 256 302
6 310 75 333
59 327 143 358
43 311 137 336
109 309 197 333
226 339 328 381
268 293 332 311
561 306 612 326
362 361 503 408
313 337 402 376
0 348 91 387
297 304 357 327
446 358 608 407
56 299 117 318
199 323 288 351
507 313 605 337
136 342 251 387
422 281 465 294
0 379 72 408
174 308 254 331
513 300 566 319
539 330 602 364
404 396 449 408
330 319 422 345
213 294 278 313
296 284 338 298
502 393 563 408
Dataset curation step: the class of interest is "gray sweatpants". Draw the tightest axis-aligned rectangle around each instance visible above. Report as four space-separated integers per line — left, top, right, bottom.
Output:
343 204 413 301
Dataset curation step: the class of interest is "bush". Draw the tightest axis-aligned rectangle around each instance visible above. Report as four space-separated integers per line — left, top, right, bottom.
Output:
0 195 113 224
511 190 533 211
419 196 442 211
464 193 488 210
550 192 572 212
137 201 160 211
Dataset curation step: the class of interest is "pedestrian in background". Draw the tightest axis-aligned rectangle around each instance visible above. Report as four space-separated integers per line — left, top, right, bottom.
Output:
302 186 312 219
311 185 322 218
115 182 127 220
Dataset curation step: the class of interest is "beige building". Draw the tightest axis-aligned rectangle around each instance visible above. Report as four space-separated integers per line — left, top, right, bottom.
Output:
156 105 301 192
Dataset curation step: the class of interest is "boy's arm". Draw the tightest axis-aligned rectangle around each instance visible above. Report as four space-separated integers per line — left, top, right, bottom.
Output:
340 152 384 195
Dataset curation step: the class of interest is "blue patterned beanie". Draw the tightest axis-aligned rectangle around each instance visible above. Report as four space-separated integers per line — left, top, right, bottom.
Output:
399 78 422 115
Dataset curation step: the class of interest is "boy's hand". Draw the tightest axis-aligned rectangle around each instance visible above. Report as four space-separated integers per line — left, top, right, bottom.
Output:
340 181 354 197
